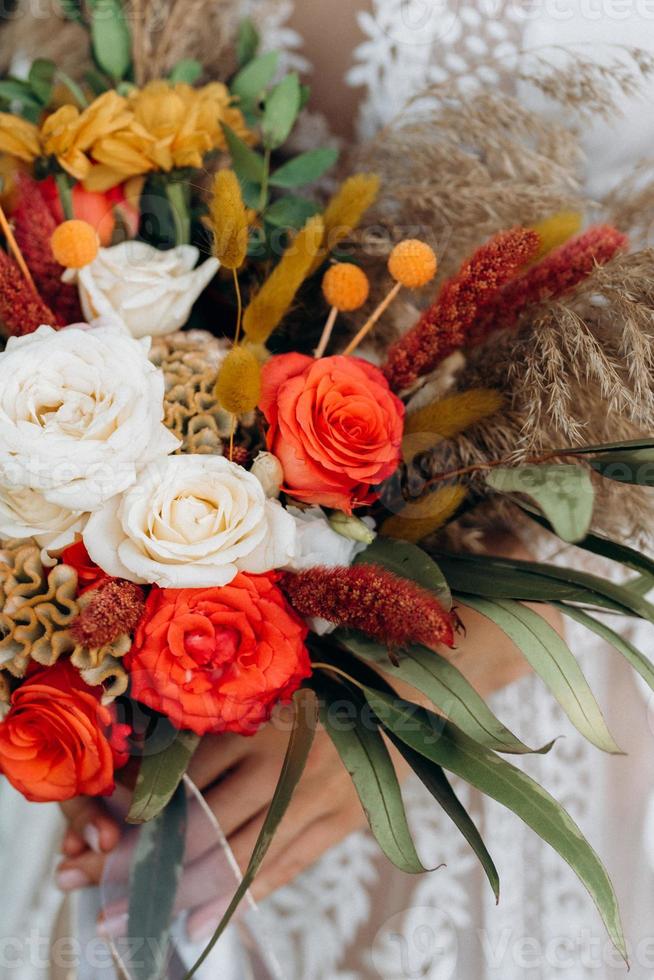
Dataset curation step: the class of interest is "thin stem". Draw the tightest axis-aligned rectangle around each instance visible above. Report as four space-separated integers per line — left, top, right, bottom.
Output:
314 306 338 358
165 180 190 246
55 70 89 108
232 267 243 345
55 172 74 221
311 663 366 692
228 414 236 460
342 281 402 356
0 202 37 293
417 449 585 497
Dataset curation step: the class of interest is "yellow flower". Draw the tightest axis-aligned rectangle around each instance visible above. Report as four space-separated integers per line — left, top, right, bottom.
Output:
0 113 40 162
41 92 133 182
85 125 155 192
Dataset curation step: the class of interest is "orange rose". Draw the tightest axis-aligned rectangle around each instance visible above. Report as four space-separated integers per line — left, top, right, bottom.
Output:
260 354 405 513
0 661 130 803
125 574 311 736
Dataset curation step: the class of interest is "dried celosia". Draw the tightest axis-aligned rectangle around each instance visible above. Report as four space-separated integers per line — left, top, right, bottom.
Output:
281 564 457 650
383 228 540 392
11 175 83 325
70 579 145 650
0 248 58 338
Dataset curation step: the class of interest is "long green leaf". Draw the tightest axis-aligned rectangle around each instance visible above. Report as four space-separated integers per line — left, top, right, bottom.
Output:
335 629 548 755
222 123 266 184
365 691 627 962
386 729 500 902
183 689 318 980
127 783 187 980
313 672 427 873
127 724 199 825
458 597 621 754
357 537 452 609
486 464 594 543
554 602 654 693
560 437 654 455
270 148 339 188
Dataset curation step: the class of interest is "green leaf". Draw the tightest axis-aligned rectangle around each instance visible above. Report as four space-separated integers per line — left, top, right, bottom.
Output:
222 123 266 183
265 195 320 229
168 58 203 84
554 602 654 694
458 597 622 754
91 0 132 81
231 50 279 109
561 437 654 455
85 68 111 95
28 59 56 104
127 783 187 980
365 691 627 963
589 449 654 486
262 72 302 149
313 671 427 873
183 689 319 980
335 629 547 755
127 724 200 825
0 78 42 106
386 730 500 901
270 148 340 188
356 536 452 609
236 18 260 67
486 464 594 543
58 0 84 22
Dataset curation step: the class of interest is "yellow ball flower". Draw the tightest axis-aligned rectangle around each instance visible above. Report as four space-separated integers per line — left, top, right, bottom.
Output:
51 220 100 269
322 263 370 311
388 239 438 288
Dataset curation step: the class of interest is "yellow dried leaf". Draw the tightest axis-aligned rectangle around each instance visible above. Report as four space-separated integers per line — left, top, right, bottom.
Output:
215 345 262 415
209 169 248 269
382 485 468 543
531 211 582 261
243 215 324 343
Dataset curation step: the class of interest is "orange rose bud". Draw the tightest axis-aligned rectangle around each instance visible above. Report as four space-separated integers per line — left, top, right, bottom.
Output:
51 219 99 269
322 263 370 312
388 239 437 288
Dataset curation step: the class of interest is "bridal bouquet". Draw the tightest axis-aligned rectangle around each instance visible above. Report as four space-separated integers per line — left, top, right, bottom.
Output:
1 8 654 977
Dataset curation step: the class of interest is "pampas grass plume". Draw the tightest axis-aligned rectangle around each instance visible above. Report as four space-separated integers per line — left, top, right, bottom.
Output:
215 345 262 415
382 484 468 543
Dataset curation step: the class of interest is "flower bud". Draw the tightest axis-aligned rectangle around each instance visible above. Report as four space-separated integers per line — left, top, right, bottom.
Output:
251 452 284 498
328 511 377 545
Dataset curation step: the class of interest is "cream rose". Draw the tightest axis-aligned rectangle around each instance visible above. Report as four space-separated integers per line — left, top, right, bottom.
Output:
0 324 178 518
68 242 220 339
0 486 87 551
83 455 298 588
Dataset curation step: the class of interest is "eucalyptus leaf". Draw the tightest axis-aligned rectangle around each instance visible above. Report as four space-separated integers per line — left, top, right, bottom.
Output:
364 690 627 962
262 73 302 149
270 147 340 188
127 783 187 980
127 725 200 825
386 730 500 901
183 689 319 980
168 58 203 84
91 0 132 81
222 123 266 183
335 629 547 755
28 59 56 104
589 449 654 486
458 597 622 754
314 671 427 873
231 51 279 108
554 602 654 694
486 464 594 543
265 195 320 229
0 78 42 105
356 536 452 609
236 18 261 68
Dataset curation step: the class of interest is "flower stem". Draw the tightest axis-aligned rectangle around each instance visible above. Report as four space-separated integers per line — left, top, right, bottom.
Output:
166 180 190 246
0 202 37 293
55 172 74 221
342 281 402 356
314 306 338 358
232 267 243 345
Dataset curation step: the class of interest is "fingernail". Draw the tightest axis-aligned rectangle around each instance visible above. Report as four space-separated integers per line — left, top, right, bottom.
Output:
83 823 101 854
98 912 128 939
56 869 90 892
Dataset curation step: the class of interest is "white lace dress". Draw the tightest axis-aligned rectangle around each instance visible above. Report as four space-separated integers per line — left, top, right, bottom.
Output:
3 4 654 979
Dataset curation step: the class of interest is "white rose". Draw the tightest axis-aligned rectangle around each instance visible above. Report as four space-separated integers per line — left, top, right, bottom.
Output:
68 242 220 339
83 455 297 588
0 324 178 517
0 486 86 551
285 506 371 571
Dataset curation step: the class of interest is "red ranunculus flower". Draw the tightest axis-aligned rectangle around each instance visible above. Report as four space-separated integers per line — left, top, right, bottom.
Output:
260 353 405 513
125 573 311 736
0 661 130 803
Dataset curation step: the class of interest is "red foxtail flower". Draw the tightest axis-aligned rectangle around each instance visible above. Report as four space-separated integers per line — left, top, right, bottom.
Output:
70 579 146 649
383 228 541 392
280 564 457 650
471 224 629 343
0 248 57 337
11 174 83 326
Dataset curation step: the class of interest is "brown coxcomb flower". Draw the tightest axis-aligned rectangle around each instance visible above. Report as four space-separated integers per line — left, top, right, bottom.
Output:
471 224 629 343
383 228 541 392
70 580 145 650
11 175 83 325
280 565 458 650
0 247 57 337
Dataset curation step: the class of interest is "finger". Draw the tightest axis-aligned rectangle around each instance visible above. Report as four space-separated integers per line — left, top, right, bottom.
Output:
56 849 107 891
59 797 121 855
187 733 249 791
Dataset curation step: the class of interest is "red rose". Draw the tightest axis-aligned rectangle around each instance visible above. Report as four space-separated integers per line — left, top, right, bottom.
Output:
260 353 405 513
0 661 130 803
125 573 311 736
61 540 112 595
